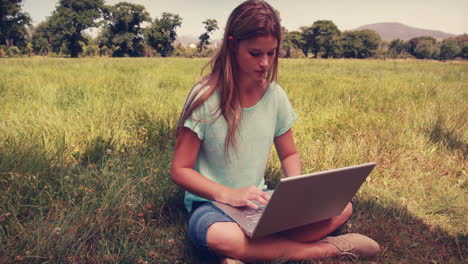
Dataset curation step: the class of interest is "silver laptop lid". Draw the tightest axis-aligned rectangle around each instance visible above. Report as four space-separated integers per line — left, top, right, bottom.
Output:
251 162 376 238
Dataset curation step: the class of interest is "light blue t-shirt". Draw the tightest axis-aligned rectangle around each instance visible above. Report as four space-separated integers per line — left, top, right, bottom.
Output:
183 82 297 212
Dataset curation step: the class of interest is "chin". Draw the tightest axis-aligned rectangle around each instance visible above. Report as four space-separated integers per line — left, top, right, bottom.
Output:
251 74 265 81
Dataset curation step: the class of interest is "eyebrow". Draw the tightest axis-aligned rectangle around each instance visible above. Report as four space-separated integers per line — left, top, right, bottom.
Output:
248 47 277 52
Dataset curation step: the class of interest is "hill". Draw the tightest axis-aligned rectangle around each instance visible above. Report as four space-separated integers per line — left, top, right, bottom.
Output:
353 22 456 41
175 35 222 48
175 35 198 46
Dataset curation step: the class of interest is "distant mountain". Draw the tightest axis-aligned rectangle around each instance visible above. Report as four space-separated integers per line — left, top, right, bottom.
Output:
353 22 456 41
175 35 199 46
175 35 222 47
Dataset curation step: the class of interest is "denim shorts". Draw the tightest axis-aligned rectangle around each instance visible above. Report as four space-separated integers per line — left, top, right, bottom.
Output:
187 201 235 255
187 200 353 255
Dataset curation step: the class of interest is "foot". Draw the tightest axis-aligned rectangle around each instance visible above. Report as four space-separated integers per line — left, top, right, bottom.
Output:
320 233 380 258
220 257 245 264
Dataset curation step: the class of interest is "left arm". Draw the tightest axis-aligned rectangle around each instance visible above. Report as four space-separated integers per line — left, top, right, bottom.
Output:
274 129 301 177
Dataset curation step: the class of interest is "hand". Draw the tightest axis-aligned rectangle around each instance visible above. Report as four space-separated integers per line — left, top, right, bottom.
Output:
221 185 270 209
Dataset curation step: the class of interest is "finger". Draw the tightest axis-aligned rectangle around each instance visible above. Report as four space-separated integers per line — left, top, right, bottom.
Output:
259 190 271 201
245 200 259 209
252 195 269 206
258 196 269 205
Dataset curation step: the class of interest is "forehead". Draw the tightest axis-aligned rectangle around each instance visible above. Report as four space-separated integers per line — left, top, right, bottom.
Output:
240 35 278 50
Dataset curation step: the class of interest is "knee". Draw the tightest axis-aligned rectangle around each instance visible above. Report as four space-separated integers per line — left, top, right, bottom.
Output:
341 202 353 222
206 223 246 258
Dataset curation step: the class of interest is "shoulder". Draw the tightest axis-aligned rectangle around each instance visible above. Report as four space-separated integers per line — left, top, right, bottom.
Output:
187 82 208 101
187 82 220 104
267 81 289 100
185 82 220 117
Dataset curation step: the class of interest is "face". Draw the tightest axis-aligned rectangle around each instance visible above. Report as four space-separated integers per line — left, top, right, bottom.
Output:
235 34 278 82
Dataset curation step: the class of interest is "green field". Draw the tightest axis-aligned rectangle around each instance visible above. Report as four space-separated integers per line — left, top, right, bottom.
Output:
0 57 466 263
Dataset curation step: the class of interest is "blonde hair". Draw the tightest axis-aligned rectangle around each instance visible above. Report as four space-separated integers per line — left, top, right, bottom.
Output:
177 0 282 156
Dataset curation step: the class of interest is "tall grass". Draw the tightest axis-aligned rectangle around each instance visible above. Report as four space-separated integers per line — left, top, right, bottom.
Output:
0 57 466 263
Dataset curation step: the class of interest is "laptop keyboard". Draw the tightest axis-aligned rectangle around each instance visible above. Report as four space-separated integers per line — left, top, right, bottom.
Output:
241 206 265 227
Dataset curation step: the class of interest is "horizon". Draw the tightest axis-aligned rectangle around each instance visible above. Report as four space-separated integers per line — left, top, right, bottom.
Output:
23 0 468 40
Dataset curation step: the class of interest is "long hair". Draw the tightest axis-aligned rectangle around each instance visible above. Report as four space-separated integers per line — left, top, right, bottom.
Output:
177 0 282 157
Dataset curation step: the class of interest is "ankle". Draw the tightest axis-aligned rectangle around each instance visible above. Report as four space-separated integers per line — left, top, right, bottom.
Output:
319 241 342 257
320 233 380 258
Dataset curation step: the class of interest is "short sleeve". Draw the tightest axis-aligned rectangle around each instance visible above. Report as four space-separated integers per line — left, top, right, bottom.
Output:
182 85 207 141
274 85 297 137
183 104 205 141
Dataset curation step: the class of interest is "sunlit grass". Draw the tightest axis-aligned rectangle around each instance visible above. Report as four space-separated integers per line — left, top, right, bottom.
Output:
0 57 466 263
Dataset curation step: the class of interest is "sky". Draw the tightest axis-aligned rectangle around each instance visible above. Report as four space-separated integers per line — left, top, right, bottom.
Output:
23 0 468 40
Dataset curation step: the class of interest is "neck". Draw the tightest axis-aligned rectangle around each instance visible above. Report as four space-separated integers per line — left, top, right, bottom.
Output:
237 75 265 94
236 76 268 108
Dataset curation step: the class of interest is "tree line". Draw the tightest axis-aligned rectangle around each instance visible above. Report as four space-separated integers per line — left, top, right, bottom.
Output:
281 21 467 60
0 0 213 58
1 0 467 60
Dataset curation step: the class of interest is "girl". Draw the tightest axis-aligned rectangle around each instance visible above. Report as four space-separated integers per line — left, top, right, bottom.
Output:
171 1 380 263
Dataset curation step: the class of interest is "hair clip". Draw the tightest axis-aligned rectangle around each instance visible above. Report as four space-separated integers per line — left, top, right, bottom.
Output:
228 36 234 41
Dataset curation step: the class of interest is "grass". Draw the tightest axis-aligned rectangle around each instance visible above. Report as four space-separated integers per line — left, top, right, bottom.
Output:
0 57 466 263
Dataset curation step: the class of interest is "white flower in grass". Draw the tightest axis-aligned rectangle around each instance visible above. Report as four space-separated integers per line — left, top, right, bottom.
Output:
54 227 61 236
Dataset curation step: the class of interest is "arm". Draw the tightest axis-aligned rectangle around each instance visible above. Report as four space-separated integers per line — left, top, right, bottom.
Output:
274 129 301 177
171 127 269 208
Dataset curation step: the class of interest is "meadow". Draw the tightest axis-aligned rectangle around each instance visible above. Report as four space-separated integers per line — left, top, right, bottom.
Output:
0 57 466 264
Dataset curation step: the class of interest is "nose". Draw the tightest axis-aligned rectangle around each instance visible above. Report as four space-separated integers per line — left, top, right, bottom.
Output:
259 55 269 69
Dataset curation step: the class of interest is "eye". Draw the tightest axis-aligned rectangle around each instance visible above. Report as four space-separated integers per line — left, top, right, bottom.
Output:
249 52 260 57
267 51 275 56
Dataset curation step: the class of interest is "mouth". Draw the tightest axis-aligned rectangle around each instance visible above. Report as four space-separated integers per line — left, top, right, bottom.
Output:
255 70 266 76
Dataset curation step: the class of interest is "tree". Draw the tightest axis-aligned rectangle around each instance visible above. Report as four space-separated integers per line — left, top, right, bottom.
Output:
101 2 151 57
341 31 360 58
23 42 33 56
388 38 405 57
47 0 105 57
145 12 182 57
6 46 21 57
280 27 292 58
31 22 52 55
405 36 438 59
309 20 341 58
198 19 218 52
0 0 31 49
439 38 461 60
284 30 306 57
442 34 468 59
359 30 381 57
462 45 468 59
341 30 381 58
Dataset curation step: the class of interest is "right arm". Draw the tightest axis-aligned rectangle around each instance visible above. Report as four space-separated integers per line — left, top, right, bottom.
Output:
170 127 269 208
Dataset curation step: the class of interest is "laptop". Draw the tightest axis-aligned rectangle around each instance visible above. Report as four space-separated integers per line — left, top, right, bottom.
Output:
213 162 376 239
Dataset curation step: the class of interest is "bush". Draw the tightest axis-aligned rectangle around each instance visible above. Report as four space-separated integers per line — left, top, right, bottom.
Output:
6 46 21 57
174 46 198 58
288 48 306 58
99 46 111 57
461 45 468 59
198 47 216 58
144 45 158 57
23 43 33 56
82 45 100 57
439 39 461 60
0 45 7 57
173 45 217 58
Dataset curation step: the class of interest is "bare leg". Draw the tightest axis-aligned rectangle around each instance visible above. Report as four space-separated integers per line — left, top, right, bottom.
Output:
207 222 340 262
207 202 353 262
281 202 353 242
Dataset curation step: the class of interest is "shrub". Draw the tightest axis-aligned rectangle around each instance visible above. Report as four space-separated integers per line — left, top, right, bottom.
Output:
6 46 21 57
82 45 100 57
23 43 33 56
